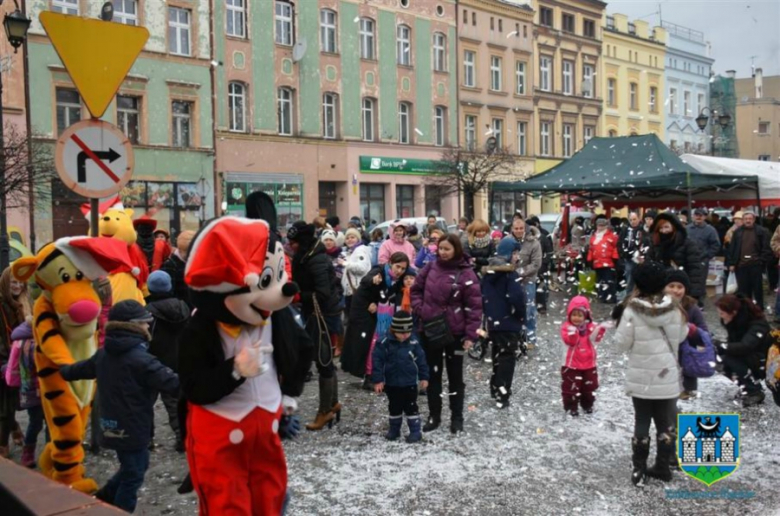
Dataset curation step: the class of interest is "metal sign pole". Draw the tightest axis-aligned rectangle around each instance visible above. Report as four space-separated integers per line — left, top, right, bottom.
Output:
90 198 99 237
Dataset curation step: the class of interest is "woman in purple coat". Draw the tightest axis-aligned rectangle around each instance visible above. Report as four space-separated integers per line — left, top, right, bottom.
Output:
411 234 483 434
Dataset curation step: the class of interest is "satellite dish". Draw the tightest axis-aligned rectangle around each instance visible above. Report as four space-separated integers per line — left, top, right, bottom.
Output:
292 39 307 63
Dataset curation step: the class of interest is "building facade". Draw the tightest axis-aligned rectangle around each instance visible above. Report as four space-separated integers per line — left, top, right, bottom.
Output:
601 14 666 139
734 69 780 162
457 0 535 223
27 0 215 244
662 20 713 154
214 0 459 229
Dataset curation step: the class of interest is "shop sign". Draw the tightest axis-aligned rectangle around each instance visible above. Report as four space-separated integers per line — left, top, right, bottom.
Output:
359 156 441 175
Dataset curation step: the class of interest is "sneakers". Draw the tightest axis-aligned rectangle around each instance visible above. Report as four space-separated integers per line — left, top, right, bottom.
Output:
679 390 697 401
742 391 765 408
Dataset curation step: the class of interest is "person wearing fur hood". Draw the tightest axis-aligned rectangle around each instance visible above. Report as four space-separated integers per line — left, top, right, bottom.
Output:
613 261 688 488
645 213 706 299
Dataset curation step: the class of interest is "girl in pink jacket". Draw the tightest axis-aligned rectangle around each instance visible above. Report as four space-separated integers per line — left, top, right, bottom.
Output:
560 296 606 416
378 223 416 266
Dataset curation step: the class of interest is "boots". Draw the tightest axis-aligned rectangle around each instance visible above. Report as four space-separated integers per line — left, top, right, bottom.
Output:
20 444 36 468
742 390 765 407
450 388 465 434
306 377 336 431
177 473 194 495
305 411 335 431
385 416 402 441
631 437 651 487
646 433 677 482
406 416 422 443
422 415 441 433
330 376 341 423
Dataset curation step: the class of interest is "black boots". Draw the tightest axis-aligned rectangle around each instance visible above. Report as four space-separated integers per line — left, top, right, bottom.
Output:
631 437 651 487
422 415 441 433
449 389 464 434
646 433 677 482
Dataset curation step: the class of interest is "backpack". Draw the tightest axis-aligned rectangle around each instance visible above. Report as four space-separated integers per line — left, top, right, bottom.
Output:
679 328 716 378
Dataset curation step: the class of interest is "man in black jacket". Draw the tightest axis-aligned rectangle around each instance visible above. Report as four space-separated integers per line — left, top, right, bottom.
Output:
726 211 773 310
526 216 553 314
618 211 648 299
60 300 179 513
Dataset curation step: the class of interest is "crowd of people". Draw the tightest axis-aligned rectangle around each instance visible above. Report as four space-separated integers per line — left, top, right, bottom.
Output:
0 206 779 513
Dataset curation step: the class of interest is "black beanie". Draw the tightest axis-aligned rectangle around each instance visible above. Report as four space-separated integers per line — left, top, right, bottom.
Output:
287 221 315 244
633 261 668 295
665 269 691 293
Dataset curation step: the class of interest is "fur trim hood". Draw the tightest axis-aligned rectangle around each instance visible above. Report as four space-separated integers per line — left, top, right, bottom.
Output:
625 294 683 327
650 213 687 239
523 225 540 242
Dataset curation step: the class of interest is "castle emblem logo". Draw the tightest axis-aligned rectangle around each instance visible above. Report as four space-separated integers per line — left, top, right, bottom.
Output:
677 413 740 486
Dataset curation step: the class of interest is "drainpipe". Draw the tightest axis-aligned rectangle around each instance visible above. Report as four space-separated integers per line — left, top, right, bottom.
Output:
21 0 34 251
209 0 219 220
454 0 461 219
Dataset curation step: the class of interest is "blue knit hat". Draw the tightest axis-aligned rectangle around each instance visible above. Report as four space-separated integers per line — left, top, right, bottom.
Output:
496 237 519 260
147 270 173 294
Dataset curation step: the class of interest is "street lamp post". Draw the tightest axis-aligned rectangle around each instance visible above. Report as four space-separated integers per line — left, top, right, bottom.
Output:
695 106 732 157
0 1 31 271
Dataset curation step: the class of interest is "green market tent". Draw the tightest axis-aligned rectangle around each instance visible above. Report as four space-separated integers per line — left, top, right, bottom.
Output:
493 135 757 202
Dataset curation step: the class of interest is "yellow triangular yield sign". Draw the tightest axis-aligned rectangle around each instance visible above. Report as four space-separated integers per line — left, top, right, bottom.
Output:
40 12 149 118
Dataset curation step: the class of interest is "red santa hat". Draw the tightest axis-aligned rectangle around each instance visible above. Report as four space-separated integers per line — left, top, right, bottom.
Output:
56 237 136 280
185 217 271 293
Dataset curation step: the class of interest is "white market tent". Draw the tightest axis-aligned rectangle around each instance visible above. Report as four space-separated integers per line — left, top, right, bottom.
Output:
681 154 780 206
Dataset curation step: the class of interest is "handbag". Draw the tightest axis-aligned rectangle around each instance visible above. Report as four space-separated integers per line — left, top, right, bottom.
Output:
678 329 717 378
422 271 462 350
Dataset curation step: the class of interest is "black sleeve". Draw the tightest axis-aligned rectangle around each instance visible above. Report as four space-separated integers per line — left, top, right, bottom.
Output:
273 307 313 398
301 255 336 308
683 240 707 298
59 353 99 381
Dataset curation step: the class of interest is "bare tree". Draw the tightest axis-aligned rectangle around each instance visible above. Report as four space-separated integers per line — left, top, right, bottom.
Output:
427 145 521 221
1 122 56 210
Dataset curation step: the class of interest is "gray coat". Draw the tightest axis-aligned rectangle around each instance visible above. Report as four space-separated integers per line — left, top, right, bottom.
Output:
514 225 543 284
686 222 721 260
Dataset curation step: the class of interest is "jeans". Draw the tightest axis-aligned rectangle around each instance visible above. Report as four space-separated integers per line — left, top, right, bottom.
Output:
622 261 637 299
524 281 537 344
101 448 150 513
631 397 678 439
24 405 48 446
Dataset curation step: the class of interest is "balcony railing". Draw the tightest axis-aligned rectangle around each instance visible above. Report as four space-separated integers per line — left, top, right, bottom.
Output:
661 20 704 43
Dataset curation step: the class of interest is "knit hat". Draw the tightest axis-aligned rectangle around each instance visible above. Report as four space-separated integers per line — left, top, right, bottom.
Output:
147 270 173 294
287 221 315 243
496 236 519 260
665 269 691 293
321 229 337 243
109 300 154 323
344 228 361 242
491 230 503 239
176 230 195 254
390 311 414 334
633 261 668 295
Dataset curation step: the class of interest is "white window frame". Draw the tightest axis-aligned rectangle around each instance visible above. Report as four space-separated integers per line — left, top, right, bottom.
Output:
463 50 475 87
113 0 138 26
172 100 192 148
359 18 375 60
398 102 411 144
584 126 594 144
52 0 78 15
583 64 594 98
323 93 338 139
433 32 446 72
492 118 503 148
562 124 573 157
608 78 616 106
465 115 476 151
434 106 446 147
515 61 526 95
697 93 705 115
275 1 293 46
228 82 246 132
490 56 502 92
649 86 657 112
278 87 293 136
362 98 375 142
517 121 527 155
226 0 246 38
56 88 81 135
320 9 337 53
669 88 677 115
562 60 573 95
397 25 411 66
168 7 191 56
540 56 551 92
116 95 140 144
630 83 637 110
540 122 550 156
684 90 691 116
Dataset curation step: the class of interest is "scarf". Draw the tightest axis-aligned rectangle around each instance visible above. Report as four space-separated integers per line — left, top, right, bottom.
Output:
325 245 342 258
471 235 491 249
401 286 412 313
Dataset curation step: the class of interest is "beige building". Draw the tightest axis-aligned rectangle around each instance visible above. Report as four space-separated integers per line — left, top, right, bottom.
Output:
601 14 666 138
457 0 535 223
735 69 780 162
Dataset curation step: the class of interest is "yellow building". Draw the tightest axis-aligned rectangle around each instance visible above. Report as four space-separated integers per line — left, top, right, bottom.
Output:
601 14 666 138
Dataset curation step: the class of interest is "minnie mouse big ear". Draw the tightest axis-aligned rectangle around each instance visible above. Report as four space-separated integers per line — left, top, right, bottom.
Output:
246 191 278 231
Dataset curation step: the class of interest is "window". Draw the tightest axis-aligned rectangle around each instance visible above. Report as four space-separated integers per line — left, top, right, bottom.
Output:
628 22 636 35
117 95 140 144
684 91 691 116
319 182 337 218
172 101 192 148
113 0 138 25
498 19 503 32
540 7 553 27
465 115 476 151
434 106 446 147
562 13 575 33
523 25 527 38
758 155 770 161
397 25 411 66
491 119 503 148
463 50 475 87
433 33 446 72
275 1 293 46
396 186 415 218
360 184 385 224
359 18 375 60
540 122 551 156
607 78 616 106
649 86 657 112
584 126 594 144
583 19 595 38
516 122 527 155
322 93 338 139
606 16 615 29
228 82 246 132
540 56 551 92
52 0 78 15
398 102 411 144
226 0 246 38
609 130 617 138
472 12 476 26
669 88 677 115
583 64 594 98
562 60 573 95
490 17 494 31
562 124 573 157
56 88 81 135
515 61 526 95
490 56 502 91
697 93 705 115
463 9 467 24
758 121 769 134
320 9 337 52
277 87 293 135
362 98 375 141
629 83 638 110
168 7 191 56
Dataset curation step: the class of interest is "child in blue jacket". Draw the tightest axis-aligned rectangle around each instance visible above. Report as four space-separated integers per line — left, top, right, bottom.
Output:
372 311 429 443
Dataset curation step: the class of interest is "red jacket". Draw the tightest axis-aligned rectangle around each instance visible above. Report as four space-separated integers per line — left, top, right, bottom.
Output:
587 230 619 269
560 296 605 370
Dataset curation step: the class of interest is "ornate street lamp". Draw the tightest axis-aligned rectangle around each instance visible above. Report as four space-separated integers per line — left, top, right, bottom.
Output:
3 3 31 53
695 106 731 157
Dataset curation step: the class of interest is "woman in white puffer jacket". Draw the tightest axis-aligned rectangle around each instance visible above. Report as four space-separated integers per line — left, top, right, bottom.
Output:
342 228 373 313
614 260 688 488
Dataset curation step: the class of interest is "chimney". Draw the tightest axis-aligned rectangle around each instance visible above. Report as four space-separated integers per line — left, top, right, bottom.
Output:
755 68 763 99
725 70 736 79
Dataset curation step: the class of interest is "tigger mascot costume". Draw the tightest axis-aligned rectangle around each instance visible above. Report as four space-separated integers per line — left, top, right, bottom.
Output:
179 216 311 515
12 237 135 493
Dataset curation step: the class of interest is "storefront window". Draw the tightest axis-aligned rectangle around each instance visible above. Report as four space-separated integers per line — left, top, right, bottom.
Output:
360 183 385 226
396 185 415 218
226 179 304 230
120 180 204 236
492 191 526 225
318 182 337 217
425 185 443 217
